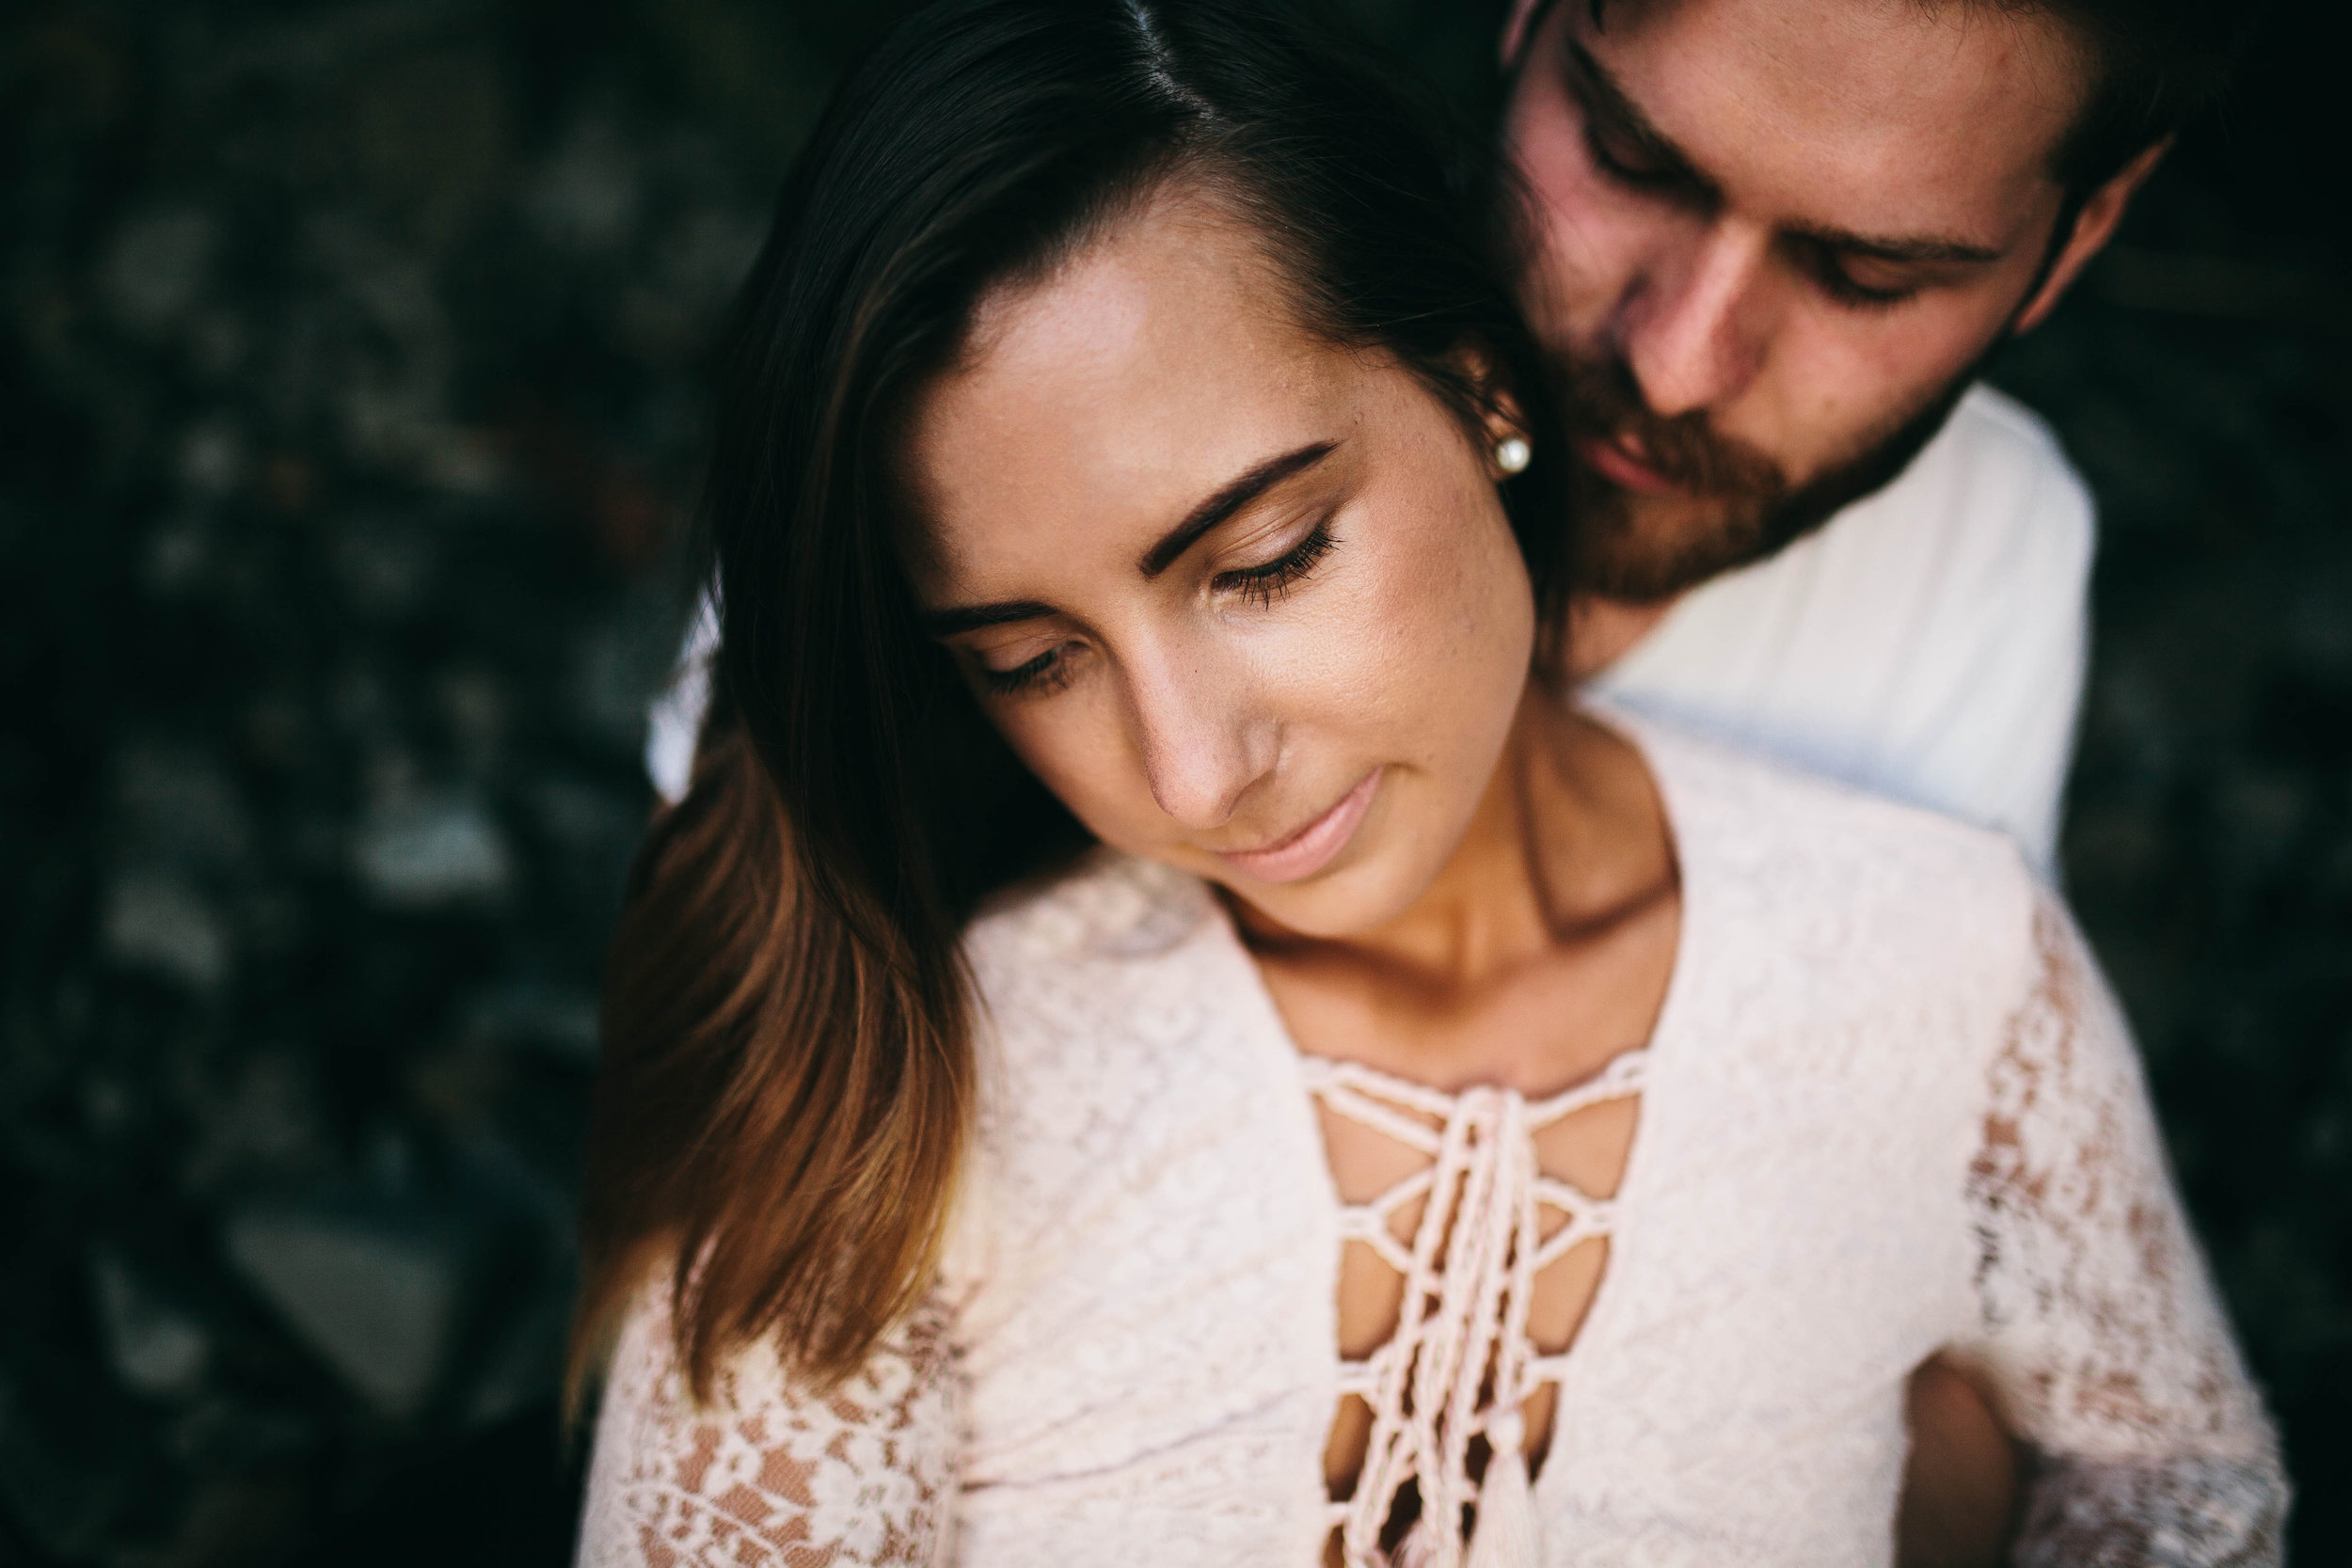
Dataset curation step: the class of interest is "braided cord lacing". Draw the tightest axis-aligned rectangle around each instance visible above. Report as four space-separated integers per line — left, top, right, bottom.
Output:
1303 1048 1647 1567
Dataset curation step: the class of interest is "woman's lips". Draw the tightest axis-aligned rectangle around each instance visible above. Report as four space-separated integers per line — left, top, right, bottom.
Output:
1214 769 1382 885
1577 432 1683 497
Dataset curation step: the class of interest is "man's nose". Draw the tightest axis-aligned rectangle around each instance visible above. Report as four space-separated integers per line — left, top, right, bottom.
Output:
1124 647 1276 833
1614 219 1776 420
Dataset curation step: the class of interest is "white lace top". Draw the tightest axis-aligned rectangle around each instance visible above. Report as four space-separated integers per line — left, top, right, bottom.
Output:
577 717 2286 1568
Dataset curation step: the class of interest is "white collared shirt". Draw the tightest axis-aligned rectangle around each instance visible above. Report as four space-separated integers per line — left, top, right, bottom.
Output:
1590 383 2094 876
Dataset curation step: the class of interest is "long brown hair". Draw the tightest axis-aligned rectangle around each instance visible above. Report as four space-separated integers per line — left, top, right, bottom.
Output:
569 0 1572 1405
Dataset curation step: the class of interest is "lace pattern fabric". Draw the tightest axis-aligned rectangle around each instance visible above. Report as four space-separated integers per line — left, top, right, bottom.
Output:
576 1288 958 1568
1305 1051 1646 1567
574 721 2286 1568
1968 902 2288 1563
2013 1457 2289 1568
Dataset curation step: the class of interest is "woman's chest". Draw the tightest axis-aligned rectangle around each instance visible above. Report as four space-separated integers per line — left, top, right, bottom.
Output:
942 988 1983 1565
1311 1053 1642 1560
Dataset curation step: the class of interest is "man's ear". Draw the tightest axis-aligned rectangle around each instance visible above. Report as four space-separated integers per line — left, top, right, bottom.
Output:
2011 137 2170 335
1501 0 1552 70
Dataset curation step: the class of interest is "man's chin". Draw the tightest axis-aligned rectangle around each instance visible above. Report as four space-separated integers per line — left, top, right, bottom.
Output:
1562 356 1989 605
1573 411 1966 602
1572 486 1780 604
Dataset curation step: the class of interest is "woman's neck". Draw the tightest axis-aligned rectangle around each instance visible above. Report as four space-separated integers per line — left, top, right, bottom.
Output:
1237 690 1677 997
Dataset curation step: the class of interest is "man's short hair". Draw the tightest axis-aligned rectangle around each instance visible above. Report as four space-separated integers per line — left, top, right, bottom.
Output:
1561 0 2255 197
2031 0 2255 193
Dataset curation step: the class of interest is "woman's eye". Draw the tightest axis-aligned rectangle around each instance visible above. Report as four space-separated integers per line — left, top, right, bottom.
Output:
979 644 1073 696
1213 521 1337 609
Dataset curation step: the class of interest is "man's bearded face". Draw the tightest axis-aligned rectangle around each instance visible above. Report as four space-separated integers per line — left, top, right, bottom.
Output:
1558 347 1978 603
1501 0 2091 606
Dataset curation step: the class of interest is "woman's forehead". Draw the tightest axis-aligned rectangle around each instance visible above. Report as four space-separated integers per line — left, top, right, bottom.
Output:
952 182 1289 373
902 192 1359 592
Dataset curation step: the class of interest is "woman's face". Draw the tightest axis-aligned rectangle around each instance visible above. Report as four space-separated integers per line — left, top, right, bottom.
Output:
900 187 1536 939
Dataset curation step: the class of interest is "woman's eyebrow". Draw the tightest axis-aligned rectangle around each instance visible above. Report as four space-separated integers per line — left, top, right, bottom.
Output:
921 597 1056 637
1138 440 1339 578
920 439 1340 637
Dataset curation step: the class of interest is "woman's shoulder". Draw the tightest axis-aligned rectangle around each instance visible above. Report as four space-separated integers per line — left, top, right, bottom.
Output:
944 850 1327 1319
963 847 1220 972
959 849 1238 1046
1609 705 2047 998
1617 704 2036 884
955 846 1283 1129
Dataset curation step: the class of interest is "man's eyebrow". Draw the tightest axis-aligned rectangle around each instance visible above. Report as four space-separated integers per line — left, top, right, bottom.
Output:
1785 223 2007 266
1138 439 1338 578
1564 40 2006 268
1563 42 1715 201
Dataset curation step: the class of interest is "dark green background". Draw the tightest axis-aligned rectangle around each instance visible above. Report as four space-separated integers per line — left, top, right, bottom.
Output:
3 1 2344 1562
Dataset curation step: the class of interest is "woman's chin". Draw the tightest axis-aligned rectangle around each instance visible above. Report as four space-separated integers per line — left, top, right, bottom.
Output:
1200 848 1432 943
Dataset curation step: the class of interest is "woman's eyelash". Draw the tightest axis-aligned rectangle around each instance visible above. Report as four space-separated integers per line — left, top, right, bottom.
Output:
979 522 1337 696
981 645 1071 696
1216 522 1337 609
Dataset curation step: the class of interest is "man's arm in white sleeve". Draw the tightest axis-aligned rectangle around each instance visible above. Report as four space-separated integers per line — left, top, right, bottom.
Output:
644 591 720 807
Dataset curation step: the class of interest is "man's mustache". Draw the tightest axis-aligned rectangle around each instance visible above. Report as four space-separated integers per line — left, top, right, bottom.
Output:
1560 354 1785 503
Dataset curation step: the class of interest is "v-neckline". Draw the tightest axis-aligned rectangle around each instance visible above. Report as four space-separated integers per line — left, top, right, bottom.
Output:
1202 705 1704 1549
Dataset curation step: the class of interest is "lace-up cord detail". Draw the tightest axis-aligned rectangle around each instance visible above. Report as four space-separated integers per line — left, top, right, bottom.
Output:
1303 1049 1647 1568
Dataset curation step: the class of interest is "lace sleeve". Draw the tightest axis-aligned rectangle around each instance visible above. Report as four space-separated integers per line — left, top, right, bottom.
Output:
575 1286 959 1568
1964 895 2288 1567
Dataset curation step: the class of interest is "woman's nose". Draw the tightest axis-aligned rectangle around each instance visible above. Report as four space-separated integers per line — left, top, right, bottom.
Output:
1614 218 1776 420
1124 649 1275 832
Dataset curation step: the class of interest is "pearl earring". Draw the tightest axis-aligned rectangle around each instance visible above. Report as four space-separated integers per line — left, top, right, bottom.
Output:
1494 436 1532 475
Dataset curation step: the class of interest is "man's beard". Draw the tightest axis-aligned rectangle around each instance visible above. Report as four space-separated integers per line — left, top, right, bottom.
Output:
1560 349 1985 604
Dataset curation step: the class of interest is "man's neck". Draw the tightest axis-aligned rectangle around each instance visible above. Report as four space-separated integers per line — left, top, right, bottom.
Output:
1563 594 1679 682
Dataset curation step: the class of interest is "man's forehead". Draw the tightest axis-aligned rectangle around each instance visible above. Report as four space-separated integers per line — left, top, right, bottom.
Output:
1581 0 2084 248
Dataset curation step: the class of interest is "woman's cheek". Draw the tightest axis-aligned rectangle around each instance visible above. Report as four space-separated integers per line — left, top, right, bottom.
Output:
1350 502 1528 752
994 697 1162 851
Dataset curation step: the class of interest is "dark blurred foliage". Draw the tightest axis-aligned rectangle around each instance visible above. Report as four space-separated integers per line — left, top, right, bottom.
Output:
0 1 2343 1563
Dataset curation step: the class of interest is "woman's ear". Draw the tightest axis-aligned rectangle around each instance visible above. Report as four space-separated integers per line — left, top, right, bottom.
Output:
1485 396 1531 475
1448 341 1531 478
